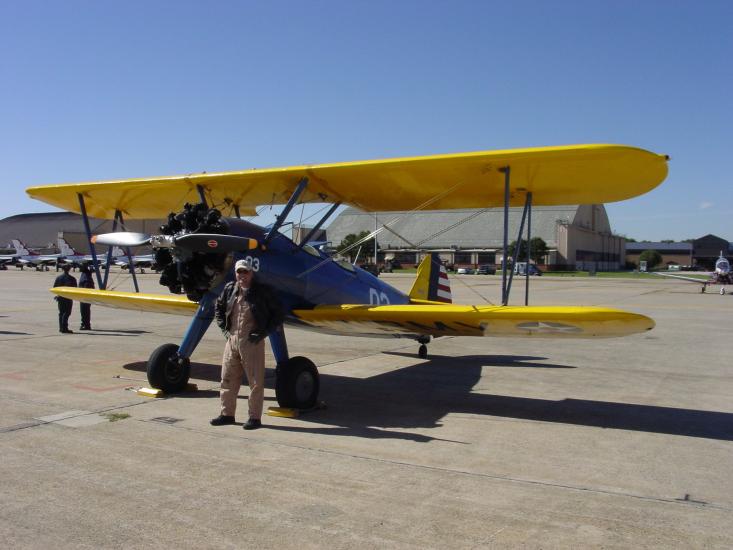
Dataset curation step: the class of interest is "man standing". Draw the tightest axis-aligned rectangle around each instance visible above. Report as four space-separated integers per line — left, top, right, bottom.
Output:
53 264 77 333
211 258 284 430
78 263 94 330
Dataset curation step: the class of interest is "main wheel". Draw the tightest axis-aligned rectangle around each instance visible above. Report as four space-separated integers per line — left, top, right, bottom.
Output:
276 356 319 409
147 343 190 393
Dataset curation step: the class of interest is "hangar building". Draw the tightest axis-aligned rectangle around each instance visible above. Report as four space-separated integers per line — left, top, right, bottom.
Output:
325 204 625 270
1 205 624 270
0 212 162 254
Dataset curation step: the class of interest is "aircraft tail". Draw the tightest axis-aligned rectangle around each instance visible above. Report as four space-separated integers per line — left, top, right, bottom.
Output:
58 236 78 256
10 239 32 255
409 253 452 303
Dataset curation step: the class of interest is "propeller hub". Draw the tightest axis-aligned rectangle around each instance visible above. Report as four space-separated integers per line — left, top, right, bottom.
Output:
150 235 176 248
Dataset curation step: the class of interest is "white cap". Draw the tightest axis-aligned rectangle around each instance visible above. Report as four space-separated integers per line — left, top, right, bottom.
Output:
234 258 253 272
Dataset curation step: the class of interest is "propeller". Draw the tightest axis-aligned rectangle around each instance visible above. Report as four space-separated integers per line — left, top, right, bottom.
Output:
92 232 151 247
91 232 258 253
173 234 258 253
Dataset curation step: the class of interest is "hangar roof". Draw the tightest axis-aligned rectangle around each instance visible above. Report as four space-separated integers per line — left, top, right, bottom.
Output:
626 242 693 252
326 205 601 249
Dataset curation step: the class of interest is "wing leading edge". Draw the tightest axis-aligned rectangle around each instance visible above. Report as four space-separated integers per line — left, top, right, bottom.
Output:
51 288 653 339
292 304 654 339
50 287 198 316
27 144 668 220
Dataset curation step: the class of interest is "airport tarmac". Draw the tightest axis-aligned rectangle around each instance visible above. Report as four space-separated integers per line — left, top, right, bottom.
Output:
1 269 731 548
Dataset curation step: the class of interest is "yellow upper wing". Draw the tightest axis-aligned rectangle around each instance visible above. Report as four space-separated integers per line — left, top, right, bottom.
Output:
28 144 668 220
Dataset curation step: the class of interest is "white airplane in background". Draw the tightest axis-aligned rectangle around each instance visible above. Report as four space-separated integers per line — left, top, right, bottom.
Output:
57 237 128 267
0 247 20 268
112 247 157 272
4 239 61 270
654 252 733 295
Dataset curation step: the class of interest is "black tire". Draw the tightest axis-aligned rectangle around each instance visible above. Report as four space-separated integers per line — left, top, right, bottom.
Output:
147 343 190 393
418 344 428 359
276 356 319 409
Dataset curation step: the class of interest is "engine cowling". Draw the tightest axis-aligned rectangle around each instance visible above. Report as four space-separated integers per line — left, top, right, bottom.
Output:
156 203 230 302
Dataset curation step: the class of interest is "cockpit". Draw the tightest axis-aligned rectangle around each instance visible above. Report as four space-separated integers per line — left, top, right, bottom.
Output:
715 257 730 274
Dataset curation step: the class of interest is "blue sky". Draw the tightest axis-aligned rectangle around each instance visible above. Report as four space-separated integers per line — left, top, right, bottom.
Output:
1 0 731 241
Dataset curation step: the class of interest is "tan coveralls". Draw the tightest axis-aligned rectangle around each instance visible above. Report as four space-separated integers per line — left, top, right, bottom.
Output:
219 288 266 420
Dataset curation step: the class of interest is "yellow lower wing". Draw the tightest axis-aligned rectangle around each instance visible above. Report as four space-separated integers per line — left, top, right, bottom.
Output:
292 304 654 339
50 288 654 339
50 287 198 316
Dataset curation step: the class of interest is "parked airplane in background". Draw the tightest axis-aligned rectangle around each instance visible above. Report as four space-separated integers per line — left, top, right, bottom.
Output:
111 247 157 273
0 246 20 268
29 144 669 410
654 252 732 294
3 239 61 270
57 237 132 267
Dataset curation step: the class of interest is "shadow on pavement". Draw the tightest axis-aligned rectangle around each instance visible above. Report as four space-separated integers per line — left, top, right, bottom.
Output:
124 352 733 442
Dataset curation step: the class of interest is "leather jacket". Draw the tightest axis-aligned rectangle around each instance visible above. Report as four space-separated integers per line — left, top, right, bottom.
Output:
215 280 284 342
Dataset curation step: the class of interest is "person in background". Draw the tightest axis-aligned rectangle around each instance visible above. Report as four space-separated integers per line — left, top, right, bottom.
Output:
53 264 77 333
210 258 284 430
78 263 94 330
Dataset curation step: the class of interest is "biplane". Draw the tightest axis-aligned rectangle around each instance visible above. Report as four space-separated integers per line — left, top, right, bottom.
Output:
27 144 669 409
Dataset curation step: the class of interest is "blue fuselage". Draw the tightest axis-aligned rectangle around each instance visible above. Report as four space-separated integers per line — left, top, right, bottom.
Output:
220 219 409 312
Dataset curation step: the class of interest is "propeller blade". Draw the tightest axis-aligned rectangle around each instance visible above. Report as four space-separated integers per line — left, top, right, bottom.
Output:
173 234 258 253
91 232 151 247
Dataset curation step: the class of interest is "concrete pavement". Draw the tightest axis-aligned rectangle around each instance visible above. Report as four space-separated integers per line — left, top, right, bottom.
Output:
1 269 731 548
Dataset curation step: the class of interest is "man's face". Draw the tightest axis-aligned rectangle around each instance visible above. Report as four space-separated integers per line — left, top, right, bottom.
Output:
235 269 253 287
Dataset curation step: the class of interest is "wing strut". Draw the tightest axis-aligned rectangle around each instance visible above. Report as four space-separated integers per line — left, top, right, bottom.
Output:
77 193 104 289
264 177 308 246
298 201 341 249
498 169 534 306
500 168 510 305
525 193 533 306
505 192 533 304
113 209 141 293
101 212 120 290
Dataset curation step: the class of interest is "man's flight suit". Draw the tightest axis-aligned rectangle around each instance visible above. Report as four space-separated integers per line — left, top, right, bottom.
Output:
220 288 266 420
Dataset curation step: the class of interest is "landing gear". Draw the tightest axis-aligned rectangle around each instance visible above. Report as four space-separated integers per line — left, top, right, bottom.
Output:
147 343 190 393
276 356 319 409
721 287 726 295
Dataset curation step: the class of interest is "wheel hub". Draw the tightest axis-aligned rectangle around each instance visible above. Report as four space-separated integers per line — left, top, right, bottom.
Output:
294 371 315 402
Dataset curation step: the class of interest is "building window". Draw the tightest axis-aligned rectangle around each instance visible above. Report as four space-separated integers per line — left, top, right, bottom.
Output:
454 252 472 264
477 252 496 264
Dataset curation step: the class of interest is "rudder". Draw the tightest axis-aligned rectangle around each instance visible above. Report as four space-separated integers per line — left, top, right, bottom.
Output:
409 253 452 303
